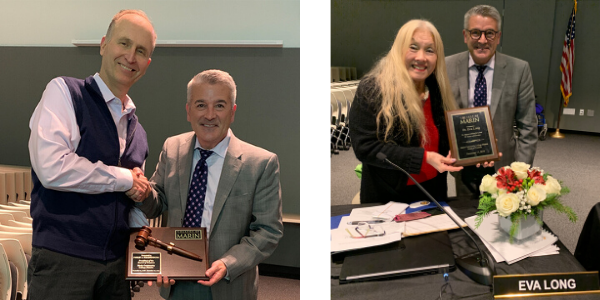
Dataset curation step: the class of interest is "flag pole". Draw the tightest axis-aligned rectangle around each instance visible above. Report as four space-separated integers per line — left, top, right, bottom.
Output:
551 94 565 138
553 0 577 139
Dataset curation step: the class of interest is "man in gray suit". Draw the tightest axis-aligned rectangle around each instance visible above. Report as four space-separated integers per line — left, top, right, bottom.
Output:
446 5 538 197
138 69 283 299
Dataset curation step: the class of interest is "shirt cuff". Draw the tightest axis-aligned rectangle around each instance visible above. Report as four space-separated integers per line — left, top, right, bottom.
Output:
220 259 230 280
114 167 134 191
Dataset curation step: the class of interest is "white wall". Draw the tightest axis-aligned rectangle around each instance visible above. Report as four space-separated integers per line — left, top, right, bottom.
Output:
0 0 299 47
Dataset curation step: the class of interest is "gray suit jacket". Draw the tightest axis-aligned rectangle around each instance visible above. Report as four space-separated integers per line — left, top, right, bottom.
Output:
445 51 538 168
139 131 283 300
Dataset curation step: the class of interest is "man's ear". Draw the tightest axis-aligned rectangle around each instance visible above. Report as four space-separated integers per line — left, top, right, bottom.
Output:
100 36 107 55
230 104 237 123
495 31 502 45
186 102 191 122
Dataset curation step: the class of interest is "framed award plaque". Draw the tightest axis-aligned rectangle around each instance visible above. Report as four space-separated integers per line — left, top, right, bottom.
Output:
445 106 500 167
126 226 209 280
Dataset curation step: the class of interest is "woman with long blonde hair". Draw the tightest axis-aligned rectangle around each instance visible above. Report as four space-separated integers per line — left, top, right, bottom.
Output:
349 20 463 203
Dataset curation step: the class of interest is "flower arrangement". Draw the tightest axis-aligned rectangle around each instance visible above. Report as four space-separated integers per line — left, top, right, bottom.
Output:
475 162 577 242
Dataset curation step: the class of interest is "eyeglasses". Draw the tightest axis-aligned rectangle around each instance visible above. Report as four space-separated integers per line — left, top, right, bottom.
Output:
345 222 386 238
466 29 499 41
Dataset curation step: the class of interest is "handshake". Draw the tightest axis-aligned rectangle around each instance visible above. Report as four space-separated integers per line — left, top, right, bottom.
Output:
125 167 152 202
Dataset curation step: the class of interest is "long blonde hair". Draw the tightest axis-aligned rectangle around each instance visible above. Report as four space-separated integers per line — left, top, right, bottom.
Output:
366 20 456 144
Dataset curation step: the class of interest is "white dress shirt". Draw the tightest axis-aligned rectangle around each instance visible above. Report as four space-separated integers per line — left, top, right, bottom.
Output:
29 73 137 192
468 54 495 107
188 129 231 238
29 73 149 226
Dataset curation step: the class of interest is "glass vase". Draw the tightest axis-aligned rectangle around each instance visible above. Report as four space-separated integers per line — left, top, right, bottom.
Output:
498 211 543 241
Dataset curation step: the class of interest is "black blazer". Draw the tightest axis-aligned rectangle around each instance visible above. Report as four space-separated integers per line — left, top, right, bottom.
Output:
349 75 450 203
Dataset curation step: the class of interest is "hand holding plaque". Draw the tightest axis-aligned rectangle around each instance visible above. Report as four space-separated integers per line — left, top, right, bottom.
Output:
445 106 500 167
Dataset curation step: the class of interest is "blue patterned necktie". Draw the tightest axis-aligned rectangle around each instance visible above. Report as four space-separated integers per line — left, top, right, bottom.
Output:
183 149 213 227
473 65 487 107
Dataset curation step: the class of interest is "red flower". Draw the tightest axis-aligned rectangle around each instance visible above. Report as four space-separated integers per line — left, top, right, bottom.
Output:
527 169 545 185
496 167 522 192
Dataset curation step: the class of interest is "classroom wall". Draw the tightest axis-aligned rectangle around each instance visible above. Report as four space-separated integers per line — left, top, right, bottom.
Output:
332 0 600 133
0 1 299 47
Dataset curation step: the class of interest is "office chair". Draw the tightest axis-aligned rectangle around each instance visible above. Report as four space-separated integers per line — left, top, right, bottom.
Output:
574 202 600 274
0 245 13 300
0 239 27 300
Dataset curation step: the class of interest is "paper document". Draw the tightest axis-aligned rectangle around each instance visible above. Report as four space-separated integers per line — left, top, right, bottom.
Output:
401 206 467 237
349 202 408 221
464 214 558 264
331 216 403 253
480 237 559 263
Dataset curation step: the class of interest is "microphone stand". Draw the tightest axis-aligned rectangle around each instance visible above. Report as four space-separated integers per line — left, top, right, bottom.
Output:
376 152 495 286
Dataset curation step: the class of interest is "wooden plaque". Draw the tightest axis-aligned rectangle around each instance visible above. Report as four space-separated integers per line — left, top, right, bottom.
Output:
126 227 209 280
445 106 500 167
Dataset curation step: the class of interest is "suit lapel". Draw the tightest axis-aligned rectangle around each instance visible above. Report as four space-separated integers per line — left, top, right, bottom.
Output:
210 134 243 232
178 133 196 215
457 52 470 108
491 53 507 119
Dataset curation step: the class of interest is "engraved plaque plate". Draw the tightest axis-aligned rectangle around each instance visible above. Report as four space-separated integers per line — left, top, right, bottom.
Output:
131 252 161 274
445 106 500 167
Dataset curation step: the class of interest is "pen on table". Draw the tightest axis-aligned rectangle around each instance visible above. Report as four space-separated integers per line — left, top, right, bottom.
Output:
347 220 386 225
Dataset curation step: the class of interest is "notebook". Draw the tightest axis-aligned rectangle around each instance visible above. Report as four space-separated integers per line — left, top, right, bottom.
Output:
339 231 455 283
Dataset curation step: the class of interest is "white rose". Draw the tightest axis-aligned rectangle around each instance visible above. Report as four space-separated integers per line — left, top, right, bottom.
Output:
479 174 498 194
496 193 521 217
510 162 530 180
526 184 547 206
544 176 562 195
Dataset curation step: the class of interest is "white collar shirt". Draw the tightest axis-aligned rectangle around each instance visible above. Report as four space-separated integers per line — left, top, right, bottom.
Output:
93 73 137 158
468 54 495 107
189 129 231 237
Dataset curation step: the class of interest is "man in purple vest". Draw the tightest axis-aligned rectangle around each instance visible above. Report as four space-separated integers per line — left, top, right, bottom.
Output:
27 10 156 300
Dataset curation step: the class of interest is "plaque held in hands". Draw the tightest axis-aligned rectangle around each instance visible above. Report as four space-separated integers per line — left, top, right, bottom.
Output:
126 226 209 280
445 106 500 167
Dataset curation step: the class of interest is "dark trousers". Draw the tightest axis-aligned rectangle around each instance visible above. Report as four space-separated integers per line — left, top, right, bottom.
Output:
27 247 131 300
169 281 213 300
454 166 496 200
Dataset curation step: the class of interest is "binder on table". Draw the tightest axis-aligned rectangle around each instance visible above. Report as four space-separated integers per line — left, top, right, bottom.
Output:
339 231 455 283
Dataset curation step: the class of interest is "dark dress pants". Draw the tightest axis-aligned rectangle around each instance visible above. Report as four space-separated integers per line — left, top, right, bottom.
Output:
27 247 131 300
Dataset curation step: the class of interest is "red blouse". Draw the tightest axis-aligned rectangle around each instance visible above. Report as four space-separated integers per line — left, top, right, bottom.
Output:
407 94 439 185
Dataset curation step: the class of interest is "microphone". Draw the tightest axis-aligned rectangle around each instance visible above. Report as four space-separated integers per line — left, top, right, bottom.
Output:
376 152 495 286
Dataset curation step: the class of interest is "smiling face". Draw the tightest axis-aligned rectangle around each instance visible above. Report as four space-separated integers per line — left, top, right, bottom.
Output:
463 14 501 65
404 28 437 91
186 82 237 149
99 14 155 99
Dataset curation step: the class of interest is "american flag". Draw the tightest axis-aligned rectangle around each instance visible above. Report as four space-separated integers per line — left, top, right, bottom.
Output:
560 0 577 107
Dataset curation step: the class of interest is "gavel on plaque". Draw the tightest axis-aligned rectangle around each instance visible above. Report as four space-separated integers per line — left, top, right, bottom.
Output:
135 226 203 262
